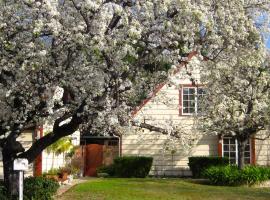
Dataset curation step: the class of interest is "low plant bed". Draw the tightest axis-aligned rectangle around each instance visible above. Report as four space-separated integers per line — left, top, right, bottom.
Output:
203 165 270 186
43 165 79 183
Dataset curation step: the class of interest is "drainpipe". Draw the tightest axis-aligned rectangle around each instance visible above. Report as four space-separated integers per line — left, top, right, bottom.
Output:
80 138 86 177
113 134 122 157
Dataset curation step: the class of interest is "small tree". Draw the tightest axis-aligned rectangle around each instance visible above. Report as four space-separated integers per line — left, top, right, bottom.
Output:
199 48 270 169
46 137 73 170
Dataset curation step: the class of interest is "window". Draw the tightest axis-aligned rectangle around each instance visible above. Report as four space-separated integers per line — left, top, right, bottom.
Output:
181 87 205 115
222 137 251 164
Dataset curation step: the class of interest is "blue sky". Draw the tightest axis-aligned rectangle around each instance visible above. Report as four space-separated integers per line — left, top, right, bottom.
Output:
255 12 270 49
267 37 270 48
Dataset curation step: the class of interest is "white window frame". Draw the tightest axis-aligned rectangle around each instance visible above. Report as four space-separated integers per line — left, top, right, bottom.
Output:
222 137 252 165
181 87 205 115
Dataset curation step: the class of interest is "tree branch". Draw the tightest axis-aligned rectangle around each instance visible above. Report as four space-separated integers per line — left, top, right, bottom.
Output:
18 101 85 163
105 14 121 35
132 121 180 139
71 0 91 33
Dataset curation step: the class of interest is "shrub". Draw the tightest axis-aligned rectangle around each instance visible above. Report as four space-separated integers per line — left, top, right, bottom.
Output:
97 165 115 176
203 165 270 186
203 165 241 185
241 166 270 185
188 156 229 178
113 156 153 178
47 168 60 175
24 176 60 200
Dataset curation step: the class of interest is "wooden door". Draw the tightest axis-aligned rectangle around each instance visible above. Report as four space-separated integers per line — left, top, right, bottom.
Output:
84 144 103 176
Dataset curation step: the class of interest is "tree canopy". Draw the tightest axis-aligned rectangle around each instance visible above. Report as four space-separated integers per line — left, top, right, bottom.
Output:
0 1 269 187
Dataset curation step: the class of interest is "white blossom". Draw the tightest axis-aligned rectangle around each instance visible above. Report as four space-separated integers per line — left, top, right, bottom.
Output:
0 0 269 168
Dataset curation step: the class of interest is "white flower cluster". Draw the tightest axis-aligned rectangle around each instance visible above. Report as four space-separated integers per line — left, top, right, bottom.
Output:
198 48 270 140
0 0 269 155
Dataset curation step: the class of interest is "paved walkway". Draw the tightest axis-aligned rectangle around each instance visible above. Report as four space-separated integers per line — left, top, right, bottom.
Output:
54 177 93 197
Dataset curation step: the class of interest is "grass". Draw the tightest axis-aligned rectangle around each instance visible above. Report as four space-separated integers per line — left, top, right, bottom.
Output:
57 178 270 200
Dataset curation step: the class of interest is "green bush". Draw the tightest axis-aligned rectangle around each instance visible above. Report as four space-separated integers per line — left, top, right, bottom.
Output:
241 166 270 185
188 156 229 178
97 165 115 176
113 156 153 178
203 165 241 185
203 165 270 186
24 176 60 200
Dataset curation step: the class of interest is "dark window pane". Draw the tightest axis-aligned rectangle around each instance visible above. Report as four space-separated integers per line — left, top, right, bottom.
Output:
244 152 250 157
189 107 195 113
189 94 195 101
183 107 189 113
223 139 230 144
230 145 236 151
183 101 189 107
245 145 250 151
230 139 235 144
224 152 229 157
230 152 236 158
230 158 236 164
223 145 229 151
183 88 189 94
183 95 188 100
189 88 195 94
190 100 195 107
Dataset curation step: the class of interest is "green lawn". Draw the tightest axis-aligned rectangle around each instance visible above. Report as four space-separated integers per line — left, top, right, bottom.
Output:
57 178 270 200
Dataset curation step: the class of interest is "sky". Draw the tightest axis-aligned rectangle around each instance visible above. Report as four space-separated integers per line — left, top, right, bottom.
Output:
267 37 270 48
255 12 270 49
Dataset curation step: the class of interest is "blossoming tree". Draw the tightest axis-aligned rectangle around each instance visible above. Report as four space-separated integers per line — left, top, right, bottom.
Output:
0 0 269 195
199 48 270 169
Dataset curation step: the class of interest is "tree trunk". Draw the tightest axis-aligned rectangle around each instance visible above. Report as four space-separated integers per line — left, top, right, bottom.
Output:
237 138 248 170
2 138 25 198
2 150 19 198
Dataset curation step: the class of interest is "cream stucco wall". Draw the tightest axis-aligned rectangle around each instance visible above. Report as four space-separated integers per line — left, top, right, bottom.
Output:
122 55 218 176
255 133 270 166
122 131 218 176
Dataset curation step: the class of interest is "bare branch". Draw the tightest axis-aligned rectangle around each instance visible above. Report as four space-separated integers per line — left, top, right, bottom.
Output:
132 121 181 139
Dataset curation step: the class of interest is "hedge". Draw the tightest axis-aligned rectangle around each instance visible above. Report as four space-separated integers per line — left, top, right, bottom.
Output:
203 165 270 186
0 177 59 200
188 156 229 178
98 156 153 178
24 176 60 200
97 164 115 176
113 156 153 178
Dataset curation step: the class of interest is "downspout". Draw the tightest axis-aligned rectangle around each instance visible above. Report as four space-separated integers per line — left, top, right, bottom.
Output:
113 133 122 157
